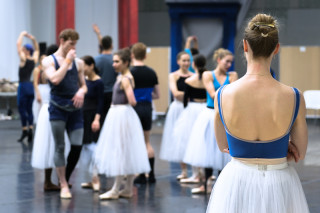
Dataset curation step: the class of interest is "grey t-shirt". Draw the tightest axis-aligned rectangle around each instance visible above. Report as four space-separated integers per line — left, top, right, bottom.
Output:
94 54 118 93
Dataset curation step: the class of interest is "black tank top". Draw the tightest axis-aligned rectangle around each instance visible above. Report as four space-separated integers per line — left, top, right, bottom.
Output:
183 84 206 107
19 59 35 82
176 76 188 91
50 55 79 98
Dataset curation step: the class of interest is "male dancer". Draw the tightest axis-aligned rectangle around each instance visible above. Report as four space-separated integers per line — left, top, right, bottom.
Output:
131 42 160 184
93 24 117 124
42 29 87 199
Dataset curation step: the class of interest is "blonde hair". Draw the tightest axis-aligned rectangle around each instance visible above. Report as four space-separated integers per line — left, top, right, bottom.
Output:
131 42 147 60
213 48 233 61
244 13 279 58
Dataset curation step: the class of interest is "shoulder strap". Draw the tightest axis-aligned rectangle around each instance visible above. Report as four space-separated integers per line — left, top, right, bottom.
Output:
211 70 216 80
217 85 227 128
51 54 59 70
290 87 300 127
51 55 75 70
225 73 230 84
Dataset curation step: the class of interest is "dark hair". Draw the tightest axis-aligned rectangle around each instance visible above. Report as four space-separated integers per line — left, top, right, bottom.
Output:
244 13 279 58
101 35 112 50
81 55 99 74
114 48 131 68
59 28 79 41
131 42 147 60
190 47 199 56
193 54 206 80
24 44 34 56
45 44 58 56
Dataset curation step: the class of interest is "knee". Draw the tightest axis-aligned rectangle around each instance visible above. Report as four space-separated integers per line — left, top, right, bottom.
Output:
69 129 84 146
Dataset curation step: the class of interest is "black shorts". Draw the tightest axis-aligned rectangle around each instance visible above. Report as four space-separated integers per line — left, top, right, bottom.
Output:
134 102 152 131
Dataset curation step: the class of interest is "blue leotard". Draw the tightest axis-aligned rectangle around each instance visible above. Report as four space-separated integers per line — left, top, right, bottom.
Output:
217 86 300 159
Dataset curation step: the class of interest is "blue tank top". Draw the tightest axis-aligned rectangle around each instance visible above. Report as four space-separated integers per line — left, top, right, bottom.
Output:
206 71 230 108
50 55 79 98
217 86 300 159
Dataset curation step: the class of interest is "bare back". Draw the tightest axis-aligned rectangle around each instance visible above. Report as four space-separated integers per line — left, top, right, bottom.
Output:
222 77 294 141
214 75 308 162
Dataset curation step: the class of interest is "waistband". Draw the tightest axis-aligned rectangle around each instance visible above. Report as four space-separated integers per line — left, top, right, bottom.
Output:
231 158 288 171
111 104 131 108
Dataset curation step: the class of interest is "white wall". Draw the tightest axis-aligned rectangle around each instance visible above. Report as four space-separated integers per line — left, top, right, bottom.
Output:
30 0 56 46
75 0 118 58
0 0 31 81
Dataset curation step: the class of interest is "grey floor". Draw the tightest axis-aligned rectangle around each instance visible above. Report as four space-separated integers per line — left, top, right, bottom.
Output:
0 118 319 213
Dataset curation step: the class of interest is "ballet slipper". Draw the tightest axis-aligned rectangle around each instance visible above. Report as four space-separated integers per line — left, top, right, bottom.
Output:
99 190 119 200
60 187 72 199
119 189 133 198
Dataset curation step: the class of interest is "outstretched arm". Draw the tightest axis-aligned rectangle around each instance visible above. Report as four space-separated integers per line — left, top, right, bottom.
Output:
93 24 102 47
17 31 28 63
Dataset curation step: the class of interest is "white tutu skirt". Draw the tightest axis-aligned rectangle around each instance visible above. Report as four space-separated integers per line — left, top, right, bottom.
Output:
94 104 150 177
183 107 231 169
31 103 70 169
167 102 206 162
32 84 51 124
206 158 309 213
159 100 184 161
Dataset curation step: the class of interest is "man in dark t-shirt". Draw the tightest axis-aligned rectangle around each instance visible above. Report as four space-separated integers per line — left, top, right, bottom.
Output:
131 42 160 184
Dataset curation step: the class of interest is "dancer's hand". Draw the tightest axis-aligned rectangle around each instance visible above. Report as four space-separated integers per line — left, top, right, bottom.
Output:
93 24 100 35
287 141 300 163
223 148 230 154
72 88 85 108
91 120 100 132
66 49 76 62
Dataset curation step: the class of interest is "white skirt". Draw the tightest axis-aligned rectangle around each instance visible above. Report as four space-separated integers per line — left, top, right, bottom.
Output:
183 107 231 169
31 103 70 169
206 158 309 213
32 84 51 124
94 104 150 177
159 100 184 161
167 102 206 162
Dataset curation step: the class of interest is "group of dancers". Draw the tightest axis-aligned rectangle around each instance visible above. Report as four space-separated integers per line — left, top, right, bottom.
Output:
16 13 309 212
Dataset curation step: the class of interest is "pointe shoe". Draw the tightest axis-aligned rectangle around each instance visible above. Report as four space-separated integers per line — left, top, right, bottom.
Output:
176 172 187 180
99 190 119 200
119 189 133 198
81 182 92 189
92 182 100 192
60 188 72 199
191 186 206 194
180 176 200 184
210 175 217 181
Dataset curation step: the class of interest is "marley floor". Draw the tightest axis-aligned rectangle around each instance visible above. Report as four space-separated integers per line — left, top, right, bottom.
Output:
0 118 319 213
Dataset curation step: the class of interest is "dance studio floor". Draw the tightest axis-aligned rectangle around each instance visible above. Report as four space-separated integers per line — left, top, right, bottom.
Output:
0 118 319 213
